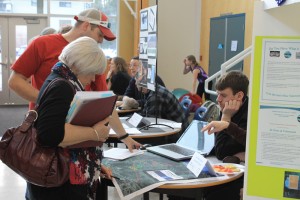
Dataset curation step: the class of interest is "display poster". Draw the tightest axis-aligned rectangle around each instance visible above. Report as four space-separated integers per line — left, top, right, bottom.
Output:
139 5 157 91
246 36 300 200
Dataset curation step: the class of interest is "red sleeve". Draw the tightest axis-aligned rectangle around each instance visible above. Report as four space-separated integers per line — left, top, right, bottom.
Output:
85 74 108 91
11 39 41 78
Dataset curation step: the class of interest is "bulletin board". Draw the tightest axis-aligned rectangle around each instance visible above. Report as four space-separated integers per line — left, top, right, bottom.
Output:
138 5 157 91
246 36 300 199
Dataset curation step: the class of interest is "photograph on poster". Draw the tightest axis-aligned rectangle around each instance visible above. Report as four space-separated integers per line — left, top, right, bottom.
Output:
296 52 300 59
136 60 148 87
148 6 157 32
151 64 156 84
140 10 148 31
147 34 157 57
283 171 300 198
139 37 148 59
269 51 280 57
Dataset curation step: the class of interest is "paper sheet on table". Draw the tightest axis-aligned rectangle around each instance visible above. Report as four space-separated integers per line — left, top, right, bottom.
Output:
109 123 131 135
103 148 144 160
109 127 141 135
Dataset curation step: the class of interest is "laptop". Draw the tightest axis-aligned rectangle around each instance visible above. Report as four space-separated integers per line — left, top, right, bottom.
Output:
146 120 215 161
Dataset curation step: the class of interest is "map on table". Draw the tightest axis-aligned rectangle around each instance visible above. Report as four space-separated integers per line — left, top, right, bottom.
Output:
102 151 213 200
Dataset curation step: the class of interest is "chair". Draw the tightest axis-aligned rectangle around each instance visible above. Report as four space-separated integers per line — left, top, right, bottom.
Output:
193 106 207 121
194 101 220 122
180 98 192 117
171 88 189 100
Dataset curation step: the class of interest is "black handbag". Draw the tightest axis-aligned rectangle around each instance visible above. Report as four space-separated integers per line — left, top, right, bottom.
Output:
0 78 70 187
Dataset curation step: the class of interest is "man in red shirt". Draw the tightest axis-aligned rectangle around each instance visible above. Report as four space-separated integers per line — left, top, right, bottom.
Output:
9 8 115 109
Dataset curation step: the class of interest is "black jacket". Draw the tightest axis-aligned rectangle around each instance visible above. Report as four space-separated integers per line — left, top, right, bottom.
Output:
214 97 248 160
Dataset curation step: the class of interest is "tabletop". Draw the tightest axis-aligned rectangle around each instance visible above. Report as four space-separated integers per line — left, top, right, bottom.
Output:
116 107 141 114
107 117 182 146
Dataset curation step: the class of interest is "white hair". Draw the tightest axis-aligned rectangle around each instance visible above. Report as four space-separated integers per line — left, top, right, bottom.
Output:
58 36 107 75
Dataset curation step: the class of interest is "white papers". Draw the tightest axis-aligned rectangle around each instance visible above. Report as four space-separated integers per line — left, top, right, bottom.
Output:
187 152 217 177
103 148 144 160
127 113 143 127
146 170 183 181
187 152 207 177
231 40 238 51
109 127 141 135
126 128 142 134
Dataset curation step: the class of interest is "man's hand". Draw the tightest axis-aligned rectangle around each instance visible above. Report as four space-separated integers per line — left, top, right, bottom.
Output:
201 121 230 135
221 99 241 122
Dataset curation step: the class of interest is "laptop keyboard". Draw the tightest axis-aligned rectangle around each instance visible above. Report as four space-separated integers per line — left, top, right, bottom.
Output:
160 145 195 156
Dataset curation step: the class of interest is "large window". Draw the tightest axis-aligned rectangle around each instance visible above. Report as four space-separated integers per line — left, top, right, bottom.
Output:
0 0 118 57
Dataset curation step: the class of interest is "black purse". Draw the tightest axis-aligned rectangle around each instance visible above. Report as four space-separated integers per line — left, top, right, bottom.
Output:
0 78 70 187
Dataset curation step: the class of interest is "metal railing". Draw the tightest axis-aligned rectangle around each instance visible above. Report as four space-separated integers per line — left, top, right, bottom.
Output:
205 45 253 96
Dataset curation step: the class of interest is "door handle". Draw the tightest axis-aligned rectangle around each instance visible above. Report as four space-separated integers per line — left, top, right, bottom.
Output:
0 56 8 67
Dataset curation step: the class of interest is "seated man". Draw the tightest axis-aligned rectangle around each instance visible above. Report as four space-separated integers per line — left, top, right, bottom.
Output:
137 80 189 139
200 70 249 200
202 70 249 161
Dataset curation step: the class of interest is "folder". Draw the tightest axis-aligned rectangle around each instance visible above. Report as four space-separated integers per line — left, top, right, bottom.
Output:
66 91 117 148
66 91 117 126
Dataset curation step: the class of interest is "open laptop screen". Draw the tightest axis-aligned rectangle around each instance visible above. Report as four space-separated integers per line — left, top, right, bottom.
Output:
177 120 214 152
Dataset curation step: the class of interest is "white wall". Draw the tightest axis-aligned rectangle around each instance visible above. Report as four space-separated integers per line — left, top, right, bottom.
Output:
149 0 201 91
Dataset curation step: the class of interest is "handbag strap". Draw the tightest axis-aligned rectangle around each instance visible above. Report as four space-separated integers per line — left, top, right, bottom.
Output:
19 78 75 133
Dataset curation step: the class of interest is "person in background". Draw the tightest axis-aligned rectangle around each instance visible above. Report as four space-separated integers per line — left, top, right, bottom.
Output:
136 77 189 139
183 55 211 101
116 56 165 108
128 56 140 77
58 25 73 34
8 8 115 110
200 70 249 200
40 27 57 35
106 57 131 99
28 27 57 44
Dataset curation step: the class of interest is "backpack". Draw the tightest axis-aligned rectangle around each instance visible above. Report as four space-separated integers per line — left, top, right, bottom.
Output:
194 100 220 122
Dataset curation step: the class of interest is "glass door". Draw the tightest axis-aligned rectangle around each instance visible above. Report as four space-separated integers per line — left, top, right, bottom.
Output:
0 16 47 105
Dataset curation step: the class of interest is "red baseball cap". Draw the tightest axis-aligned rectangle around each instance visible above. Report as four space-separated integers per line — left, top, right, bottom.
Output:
74 8 116 41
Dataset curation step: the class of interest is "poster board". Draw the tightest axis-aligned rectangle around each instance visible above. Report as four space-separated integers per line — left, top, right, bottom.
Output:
139 5 157 91
245 36 300 199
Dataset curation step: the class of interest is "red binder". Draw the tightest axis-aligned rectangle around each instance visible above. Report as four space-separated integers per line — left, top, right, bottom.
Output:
66 92 117 148
69 95 117 126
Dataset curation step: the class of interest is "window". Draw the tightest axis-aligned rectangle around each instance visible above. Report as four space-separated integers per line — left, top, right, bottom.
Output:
59 2 71 8
0 0 119 58
31 0 37 6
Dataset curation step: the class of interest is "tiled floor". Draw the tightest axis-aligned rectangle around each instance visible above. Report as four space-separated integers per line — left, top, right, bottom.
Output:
0 143 167 200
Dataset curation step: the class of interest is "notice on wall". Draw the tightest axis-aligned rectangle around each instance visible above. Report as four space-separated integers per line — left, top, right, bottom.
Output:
256 39 300 169
246 36 300 200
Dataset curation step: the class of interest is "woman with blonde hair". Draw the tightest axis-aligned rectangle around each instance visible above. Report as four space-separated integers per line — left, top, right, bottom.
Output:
27 37 140 200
